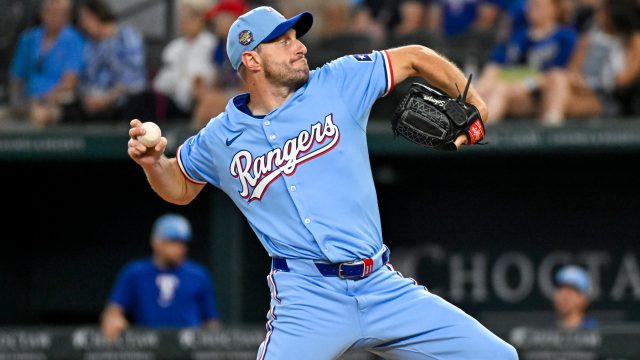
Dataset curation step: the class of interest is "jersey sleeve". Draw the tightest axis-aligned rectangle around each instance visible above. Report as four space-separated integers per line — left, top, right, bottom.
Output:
198 270 219 321
317 50 394 128
108 264 136 312
177 125 220 187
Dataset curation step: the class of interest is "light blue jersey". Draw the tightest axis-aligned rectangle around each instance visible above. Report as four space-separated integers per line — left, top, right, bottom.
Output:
155 7 520 359
178 51 394 263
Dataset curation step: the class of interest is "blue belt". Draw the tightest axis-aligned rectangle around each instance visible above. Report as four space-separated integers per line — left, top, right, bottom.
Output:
271 246 390 280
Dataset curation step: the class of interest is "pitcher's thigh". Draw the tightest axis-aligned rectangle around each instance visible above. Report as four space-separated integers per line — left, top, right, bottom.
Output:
367 282 517 359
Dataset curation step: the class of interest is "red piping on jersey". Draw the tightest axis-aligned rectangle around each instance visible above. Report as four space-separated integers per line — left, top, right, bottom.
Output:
384 50 395 94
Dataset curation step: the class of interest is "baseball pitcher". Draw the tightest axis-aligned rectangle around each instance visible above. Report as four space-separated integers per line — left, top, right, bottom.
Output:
128 6 517 360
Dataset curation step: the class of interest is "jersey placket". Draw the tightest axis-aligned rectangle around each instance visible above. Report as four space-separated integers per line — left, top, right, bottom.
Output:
262 116 332 259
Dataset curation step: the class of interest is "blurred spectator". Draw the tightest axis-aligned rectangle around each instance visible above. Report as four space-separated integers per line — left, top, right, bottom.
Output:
496 0 598 48
494 0 527 44
553 265 597 330
353 0 402 31
78 0 148 122
153 0 216 121
101 214 220 343
8 0 84 126
425 0 503 37
204 0 248 85
561 0 601 33
395 1 428 36
560 0 640 118
351 0 401 45
317 0 353 37
306 0 376 68
275 0 380 64
476 0 577 124
192 0 248 128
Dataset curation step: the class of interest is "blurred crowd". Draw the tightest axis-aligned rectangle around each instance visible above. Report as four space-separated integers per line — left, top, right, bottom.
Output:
2 0 640 129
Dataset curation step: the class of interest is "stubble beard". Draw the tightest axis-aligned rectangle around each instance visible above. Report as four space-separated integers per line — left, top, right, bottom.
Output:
264 59 310 92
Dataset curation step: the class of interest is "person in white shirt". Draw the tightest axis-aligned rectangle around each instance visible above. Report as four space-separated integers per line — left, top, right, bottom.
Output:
153 0 216 120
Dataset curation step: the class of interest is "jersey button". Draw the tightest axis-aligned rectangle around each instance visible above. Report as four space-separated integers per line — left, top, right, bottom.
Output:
264 120 270 126
269 134 276 141
290 185 297 192
304 218 311 224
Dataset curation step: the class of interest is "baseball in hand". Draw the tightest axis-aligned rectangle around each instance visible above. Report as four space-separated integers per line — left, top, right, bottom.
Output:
137 122 162 148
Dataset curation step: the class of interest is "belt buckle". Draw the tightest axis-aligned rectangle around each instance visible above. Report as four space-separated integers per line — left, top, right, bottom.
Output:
338 261 361 279
338 258 375 279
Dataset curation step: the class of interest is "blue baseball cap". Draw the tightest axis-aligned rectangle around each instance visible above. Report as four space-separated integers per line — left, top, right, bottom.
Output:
152 214 192 242
226 6 313 71
555 265 591 296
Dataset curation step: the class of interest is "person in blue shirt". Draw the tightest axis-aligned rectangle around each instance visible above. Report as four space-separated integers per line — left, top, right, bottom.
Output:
476 0 577 124
78 0 148 122
9 0 84 126
553 265 597 330
101 214 220 343
127 6 518 360
493 0 527 44
425 0 504 37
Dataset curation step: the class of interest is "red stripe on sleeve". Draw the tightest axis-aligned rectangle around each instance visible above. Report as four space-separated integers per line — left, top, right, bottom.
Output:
384 50 395 94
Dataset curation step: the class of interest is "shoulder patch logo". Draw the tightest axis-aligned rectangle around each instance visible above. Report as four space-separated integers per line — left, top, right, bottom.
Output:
239 30 253 46
352 54 372 62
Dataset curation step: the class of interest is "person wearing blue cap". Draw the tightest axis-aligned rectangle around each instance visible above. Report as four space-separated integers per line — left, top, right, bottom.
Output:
100 214 220 342
127 4 517 359
553 265 597 330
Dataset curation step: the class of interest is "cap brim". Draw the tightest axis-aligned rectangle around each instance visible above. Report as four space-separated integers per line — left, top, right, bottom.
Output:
262 12 313 43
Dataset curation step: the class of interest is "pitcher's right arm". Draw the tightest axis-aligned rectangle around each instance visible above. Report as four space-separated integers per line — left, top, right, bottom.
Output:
128 119 204 205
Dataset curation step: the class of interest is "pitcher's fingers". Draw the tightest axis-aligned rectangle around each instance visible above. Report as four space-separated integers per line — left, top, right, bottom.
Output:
130 119 142 127
155 137 168 152
129 126 145 139
128 145 143 158
454 133 468 150
128 138 147 153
